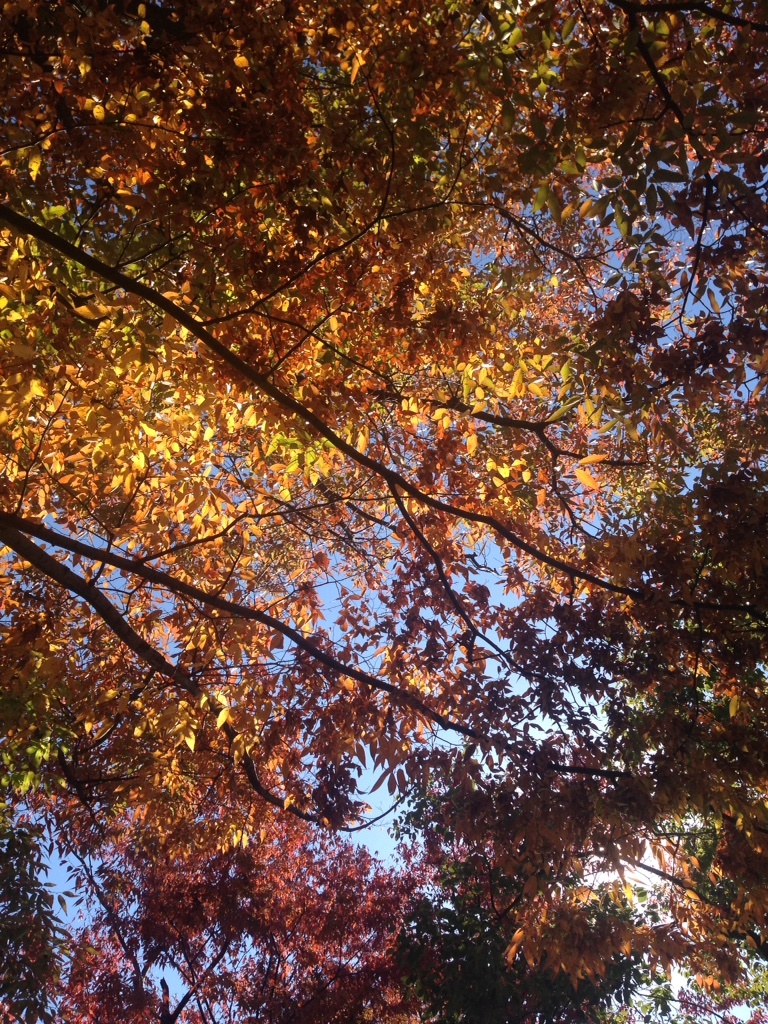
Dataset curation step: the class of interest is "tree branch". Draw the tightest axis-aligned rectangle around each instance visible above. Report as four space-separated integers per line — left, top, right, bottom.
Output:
0 201 639 599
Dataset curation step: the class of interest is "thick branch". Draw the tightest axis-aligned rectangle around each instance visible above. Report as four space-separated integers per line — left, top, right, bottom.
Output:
0 519 315 819
609 0 768 33
0 522 193 692
0 512 632 781
0 512 470 736
0 201 638 599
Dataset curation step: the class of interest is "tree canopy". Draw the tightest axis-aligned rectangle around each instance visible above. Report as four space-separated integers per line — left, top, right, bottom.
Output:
2 0 768 1019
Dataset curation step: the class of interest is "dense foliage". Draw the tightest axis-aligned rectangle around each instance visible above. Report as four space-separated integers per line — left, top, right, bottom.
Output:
0 806 68 1021
56 812 415 1024
395 778 651 1024
2 0 768 1019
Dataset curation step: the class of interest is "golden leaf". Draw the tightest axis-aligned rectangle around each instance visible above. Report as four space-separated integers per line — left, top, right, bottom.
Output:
28 150 42 182
574 468 601 491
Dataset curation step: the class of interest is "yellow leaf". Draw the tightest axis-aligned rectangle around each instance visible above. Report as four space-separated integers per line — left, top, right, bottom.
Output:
93 104 106 122
579 454 608 466
729 694 740 718
204 425 215 441
184 731 195 751
234 54 250 68
505 927 525 962
231 733 246 763
466 434 478 456
350 52 364 84
28 149 42 182
574 468 601 491
72 304 101 319
217 708 231 728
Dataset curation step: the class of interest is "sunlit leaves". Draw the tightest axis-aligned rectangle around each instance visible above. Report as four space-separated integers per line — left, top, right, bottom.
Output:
1 0 768 1007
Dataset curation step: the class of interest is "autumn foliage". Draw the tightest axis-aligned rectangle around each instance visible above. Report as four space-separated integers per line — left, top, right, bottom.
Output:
2 0 768 1019
56 812 416 1024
